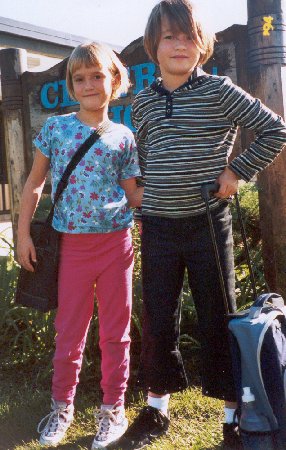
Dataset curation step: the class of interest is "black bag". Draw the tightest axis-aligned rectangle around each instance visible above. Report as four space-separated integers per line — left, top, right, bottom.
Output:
15 220 60 312
15 123 108 312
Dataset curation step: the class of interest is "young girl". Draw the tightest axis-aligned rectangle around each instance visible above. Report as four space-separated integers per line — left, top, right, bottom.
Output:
114 1 286 449
17 42 142 449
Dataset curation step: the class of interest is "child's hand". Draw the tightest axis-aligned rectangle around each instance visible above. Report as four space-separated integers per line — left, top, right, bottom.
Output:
215 167 239 199
17 235 37 272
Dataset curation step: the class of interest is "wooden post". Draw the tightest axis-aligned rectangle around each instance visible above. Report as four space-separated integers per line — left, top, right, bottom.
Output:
247 0 286 294
0 48 27 243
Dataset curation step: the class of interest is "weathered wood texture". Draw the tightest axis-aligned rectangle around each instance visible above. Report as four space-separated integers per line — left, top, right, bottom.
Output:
248 0 286 68
21 57 73 172
0 107 10 214
247 0 286 295
0 48 27 238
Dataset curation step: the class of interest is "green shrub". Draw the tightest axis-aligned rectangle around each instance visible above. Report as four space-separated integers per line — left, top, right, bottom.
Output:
231 183 266 308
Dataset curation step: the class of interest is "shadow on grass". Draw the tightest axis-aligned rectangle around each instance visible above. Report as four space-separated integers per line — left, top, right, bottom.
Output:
0 381 101 450
0 361 224 450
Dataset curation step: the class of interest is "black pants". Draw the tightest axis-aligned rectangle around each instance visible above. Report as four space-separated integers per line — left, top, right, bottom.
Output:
138 203 237 401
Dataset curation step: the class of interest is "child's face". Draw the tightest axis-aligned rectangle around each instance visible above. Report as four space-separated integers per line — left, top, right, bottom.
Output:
72 64 114 113
157 15 200 83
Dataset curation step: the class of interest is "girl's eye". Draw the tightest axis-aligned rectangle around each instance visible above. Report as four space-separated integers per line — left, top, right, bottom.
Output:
164 35 173 40
73 78 82 83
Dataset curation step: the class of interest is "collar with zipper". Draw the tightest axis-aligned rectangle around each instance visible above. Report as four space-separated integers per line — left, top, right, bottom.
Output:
150 67 208 97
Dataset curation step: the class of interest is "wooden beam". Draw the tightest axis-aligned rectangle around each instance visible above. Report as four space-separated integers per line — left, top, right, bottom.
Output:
247 0 286 294
0 48 27 243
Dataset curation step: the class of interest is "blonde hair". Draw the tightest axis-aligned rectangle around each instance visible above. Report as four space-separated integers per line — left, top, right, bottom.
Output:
144 0 215 66
66 42 130 101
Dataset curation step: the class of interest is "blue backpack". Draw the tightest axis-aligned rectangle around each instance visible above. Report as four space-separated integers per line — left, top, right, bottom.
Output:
228 293 286 448
201 185 286 448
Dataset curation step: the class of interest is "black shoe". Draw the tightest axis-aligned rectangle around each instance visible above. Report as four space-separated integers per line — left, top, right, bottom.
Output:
223 423 243 449
109 405 170 449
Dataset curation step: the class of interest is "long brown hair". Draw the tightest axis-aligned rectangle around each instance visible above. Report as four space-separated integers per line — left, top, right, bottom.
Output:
144 0 214 65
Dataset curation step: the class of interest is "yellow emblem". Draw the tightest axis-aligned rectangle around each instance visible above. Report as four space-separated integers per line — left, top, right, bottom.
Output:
263 16 274 36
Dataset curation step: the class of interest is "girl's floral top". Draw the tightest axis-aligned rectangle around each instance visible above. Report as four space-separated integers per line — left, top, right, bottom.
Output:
34 113 140 233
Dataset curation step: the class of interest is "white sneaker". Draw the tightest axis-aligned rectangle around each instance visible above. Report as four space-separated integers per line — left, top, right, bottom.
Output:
92 404 128 449
37 398 74 447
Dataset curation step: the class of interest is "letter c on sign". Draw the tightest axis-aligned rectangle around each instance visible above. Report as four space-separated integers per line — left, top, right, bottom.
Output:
40 82 59 109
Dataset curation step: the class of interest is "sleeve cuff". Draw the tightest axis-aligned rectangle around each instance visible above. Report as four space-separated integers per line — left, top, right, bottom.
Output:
228 160 254 182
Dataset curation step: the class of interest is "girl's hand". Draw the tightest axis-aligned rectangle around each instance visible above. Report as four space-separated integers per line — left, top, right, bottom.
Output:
17 235 37 272
215 167 239 199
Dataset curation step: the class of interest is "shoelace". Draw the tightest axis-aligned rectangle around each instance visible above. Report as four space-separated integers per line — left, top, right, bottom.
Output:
95 408 120 439
37 407 69 434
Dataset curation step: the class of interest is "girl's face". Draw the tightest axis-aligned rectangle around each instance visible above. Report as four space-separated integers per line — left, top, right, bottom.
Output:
157 15 201 89
72 64 114 114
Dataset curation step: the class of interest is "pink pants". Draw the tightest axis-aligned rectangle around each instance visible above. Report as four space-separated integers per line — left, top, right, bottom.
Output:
52 228 134 406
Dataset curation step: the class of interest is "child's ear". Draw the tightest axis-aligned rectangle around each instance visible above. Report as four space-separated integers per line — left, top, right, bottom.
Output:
112 73 120 91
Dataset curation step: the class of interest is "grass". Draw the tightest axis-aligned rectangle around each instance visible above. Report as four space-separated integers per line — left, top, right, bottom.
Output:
0 377 225 450
0 183 265 449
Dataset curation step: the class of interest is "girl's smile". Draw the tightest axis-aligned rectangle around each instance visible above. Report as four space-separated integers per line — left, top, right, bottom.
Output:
72 64 114 125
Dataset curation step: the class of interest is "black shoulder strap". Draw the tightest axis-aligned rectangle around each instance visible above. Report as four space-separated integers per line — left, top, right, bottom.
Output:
46 120 110 224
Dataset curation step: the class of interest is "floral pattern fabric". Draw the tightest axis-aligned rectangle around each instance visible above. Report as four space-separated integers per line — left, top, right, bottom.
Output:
34 113 140 233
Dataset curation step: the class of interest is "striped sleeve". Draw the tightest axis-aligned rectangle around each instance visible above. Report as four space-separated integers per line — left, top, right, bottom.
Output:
219 77 286 181
132 97 146 220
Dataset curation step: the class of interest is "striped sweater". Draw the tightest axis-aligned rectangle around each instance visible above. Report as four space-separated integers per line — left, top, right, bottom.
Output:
132 68 286 218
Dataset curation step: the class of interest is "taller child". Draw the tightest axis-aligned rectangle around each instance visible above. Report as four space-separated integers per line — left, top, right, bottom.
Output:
17 42 142 449
115 0 286 449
